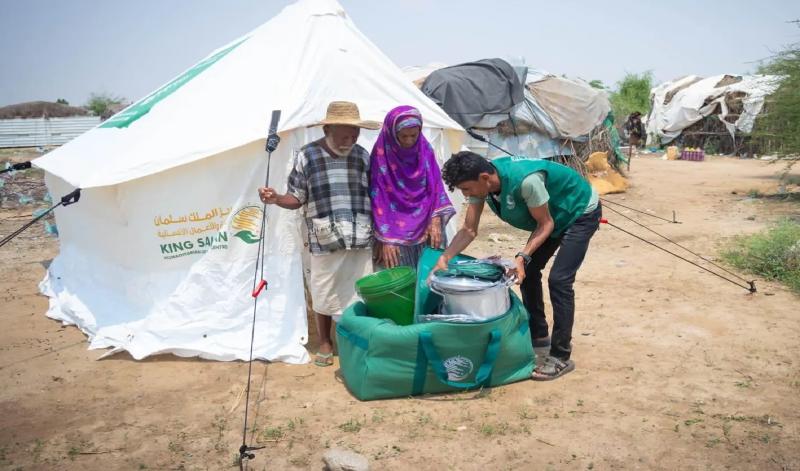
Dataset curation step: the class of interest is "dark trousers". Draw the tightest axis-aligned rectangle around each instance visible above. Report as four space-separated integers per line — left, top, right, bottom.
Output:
520 204 601 360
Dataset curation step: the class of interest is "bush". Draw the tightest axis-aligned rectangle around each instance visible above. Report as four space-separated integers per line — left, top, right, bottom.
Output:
752 41 800 156
85 92 125 116
609 72 653 126
721 219 800 294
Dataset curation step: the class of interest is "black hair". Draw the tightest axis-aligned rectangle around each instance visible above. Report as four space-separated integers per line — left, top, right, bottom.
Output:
441 151 496 191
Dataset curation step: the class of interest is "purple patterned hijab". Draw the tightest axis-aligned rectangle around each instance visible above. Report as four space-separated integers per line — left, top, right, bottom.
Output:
370 106 455 246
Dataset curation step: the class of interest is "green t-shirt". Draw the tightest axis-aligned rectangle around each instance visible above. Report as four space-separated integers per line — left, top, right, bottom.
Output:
468 171 598 213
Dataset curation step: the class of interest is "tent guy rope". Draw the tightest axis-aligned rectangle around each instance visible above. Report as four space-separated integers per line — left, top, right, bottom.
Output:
477 133 755 293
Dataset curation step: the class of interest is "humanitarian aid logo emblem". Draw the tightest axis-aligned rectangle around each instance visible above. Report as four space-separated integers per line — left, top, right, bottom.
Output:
231 205 263 244
443 355 474 381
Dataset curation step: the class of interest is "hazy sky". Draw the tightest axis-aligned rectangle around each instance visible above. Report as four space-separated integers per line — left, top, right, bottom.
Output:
1 0 798 107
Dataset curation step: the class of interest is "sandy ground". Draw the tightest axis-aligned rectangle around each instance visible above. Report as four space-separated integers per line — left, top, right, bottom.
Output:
1 151 799 470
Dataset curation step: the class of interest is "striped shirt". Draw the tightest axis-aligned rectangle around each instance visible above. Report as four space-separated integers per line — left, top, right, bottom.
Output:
287 139 372 254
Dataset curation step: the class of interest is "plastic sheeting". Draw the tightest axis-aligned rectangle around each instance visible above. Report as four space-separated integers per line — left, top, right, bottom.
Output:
32 0 464 362
421 59 525 129
646 74 783 144
527 77 611 139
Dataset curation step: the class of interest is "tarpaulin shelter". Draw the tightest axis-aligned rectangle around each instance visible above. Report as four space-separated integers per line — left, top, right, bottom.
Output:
413 61 621 169
32 0 464 363
646 74 783 151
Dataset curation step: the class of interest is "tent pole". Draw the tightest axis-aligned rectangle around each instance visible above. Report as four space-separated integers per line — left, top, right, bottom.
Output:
238 110 282 470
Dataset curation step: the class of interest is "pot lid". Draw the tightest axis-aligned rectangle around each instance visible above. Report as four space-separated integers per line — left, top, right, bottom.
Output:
430 274 499 292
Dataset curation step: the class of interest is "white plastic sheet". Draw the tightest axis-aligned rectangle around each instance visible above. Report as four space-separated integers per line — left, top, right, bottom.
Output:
646 74 783 144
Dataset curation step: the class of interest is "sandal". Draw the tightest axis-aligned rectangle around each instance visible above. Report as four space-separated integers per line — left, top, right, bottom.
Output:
313 352 334 367
531 356 574 381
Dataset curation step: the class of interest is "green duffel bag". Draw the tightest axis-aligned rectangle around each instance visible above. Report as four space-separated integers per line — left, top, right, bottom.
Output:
336 295 534 400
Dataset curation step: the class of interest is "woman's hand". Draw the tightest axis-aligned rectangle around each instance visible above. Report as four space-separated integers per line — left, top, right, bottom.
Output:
427 216 442 248
381 243 401 268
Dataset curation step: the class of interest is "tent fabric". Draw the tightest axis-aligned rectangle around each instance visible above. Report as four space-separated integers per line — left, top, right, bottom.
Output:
421 59 525 129
34 0 462 190
402 62 614 160
646 74 783 144
527 77 611 139
31 0 464 363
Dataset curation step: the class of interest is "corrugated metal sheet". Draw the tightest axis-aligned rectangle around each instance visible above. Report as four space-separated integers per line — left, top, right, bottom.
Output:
0 116 100 148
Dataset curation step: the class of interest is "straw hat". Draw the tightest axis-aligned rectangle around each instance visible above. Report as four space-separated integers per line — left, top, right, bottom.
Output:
313 101 381 130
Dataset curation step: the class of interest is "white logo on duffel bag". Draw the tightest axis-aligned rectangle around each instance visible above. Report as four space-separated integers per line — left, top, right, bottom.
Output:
443 355 474 381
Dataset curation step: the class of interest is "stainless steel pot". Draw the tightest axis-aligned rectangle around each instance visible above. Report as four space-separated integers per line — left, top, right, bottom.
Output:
429 274 513 321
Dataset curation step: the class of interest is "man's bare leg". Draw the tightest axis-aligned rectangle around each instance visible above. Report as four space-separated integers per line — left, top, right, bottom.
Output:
314 312 334 366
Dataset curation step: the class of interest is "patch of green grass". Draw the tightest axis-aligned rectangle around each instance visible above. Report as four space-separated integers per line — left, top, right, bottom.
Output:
416 412 432 425
479 422 510 437
684 418 703 426
167 432 186 454
371 409 385 424
517 408 537 420
289 455 310 467
721 219 800 294
706 437 722 448
68 446 81 460
211 414 228 453
338 418 363 433
735 379 752 388
262 426 284 440
31 439 44 463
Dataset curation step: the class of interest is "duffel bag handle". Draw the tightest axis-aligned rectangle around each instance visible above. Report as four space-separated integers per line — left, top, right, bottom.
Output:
418 328 501 390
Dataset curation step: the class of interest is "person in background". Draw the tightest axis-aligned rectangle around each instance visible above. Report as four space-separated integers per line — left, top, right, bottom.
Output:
435 151 601 381
258 101 380 367
370 105 455 268
624 111 646 157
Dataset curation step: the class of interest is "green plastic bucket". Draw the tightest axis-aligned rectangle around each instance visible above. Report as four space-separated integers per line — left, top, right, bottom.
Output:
355 267 416 326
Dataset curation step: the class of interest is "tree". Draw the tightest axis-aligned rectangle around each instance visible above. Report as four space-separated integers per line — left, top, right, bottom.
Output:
56 98 69 105
588 79 606 90
752 40 800 156
609 72 653 125
85 93 125 116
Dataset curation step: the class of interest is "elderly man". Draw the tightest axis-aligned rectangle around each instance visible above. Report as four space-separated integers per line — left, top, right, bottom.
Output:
258 101 380 367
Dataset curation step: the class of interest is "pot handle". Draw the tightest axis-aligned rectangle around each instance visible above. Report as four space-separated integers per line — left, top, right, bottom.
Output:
417 329 501 390
428 283 446 297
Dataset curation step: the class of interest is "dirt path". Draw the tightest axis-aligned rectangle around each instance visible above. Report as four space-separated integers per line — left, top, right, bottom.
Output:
1 154 798 470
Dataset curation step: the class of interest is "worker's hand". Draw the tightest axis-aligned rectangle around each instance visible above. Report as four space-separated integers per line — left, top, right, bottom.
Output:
381 243 401 269
429 254 450 283
258 187 279 204
427 216 442 248
511 255 527 285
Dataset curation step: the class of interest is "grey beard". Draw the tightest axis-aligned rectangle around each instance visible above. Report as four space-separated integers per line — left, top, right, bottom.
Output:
325 136 353 157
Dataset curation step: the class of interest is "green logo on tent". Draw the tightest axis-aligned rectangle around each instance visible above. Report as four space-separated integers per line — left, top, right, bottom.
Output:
101 38 248 129
230 205 262 244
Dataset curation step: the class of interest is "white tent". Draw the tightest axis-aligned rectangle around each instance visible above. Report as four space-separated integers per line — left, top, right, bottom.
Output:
33 0 464 363
646 74 783 144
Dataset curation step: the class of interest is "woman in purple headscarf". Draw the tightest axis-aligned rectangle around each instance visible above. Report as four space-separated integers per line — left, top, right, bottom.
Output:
370 105 456 268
